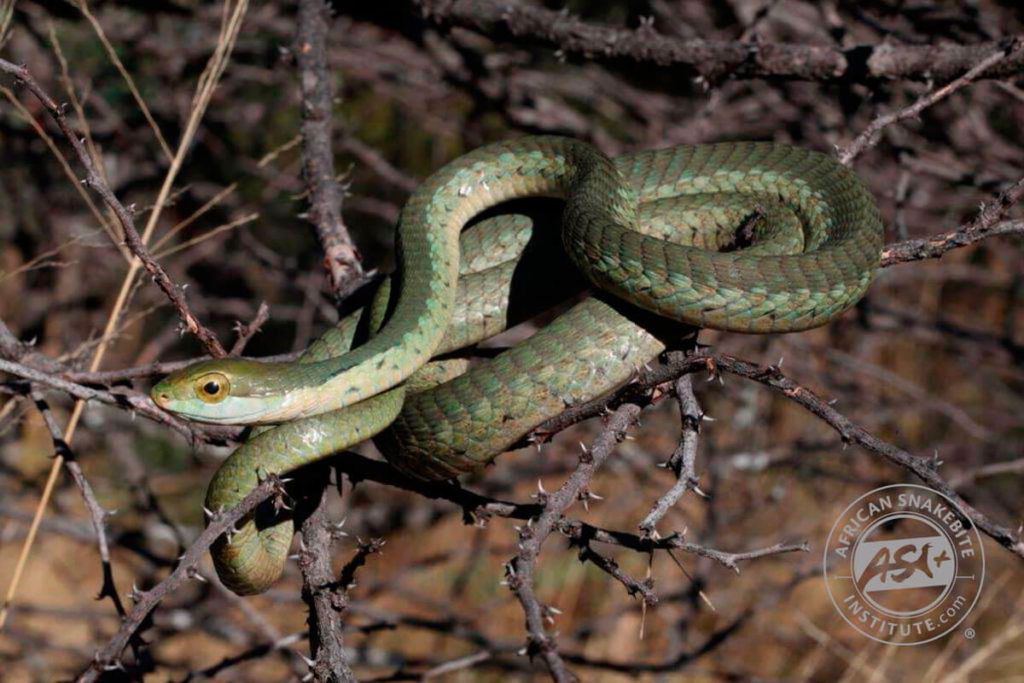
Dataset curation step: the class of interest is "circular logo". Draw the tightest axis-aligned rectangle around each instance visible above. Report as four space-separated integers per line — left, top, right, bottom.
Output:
823 484 984 645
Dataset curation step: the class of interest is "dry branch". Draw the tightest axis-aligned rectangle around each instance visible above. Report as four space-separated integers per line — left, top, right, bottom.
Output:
77 476 286 681
0 57 226 357
414 0 1024 83
296 0 365 300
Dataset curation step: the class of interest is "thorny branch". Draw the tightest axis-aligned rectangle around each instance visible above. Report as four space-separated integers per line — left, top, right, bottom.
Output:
505 404 641 683
706 354 1024 558
0 57 226 358
839 39 1024 165
295 0 365 300
77 476 285 681
291 1 371 678
414 0 1024 84
298 483 357 683
638 371 705 538
27 390 145 663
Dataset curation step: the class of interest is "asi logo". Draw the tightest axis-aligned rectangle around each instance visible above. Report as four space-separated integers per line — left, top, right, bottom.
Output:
823 484 984 645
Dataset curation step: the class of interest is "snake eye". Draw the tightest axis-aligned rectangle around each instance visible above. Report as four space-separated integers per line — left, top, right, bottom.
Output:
195 372 230 404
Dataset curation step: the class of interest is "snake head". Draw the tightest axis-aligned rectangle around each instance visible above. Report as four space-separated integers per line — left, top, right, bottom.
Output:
152 358 293 425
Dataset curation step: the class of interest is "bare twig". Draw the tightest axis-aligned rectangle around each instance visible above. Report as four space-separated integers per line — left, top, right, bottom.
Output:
297 484 357 683
639 371 705 537
295 0 364 299
839 39 1022 165
951 457 1024 488
883 217 1024 267
414 0 1024 83
77 475 286 681
230 301 270 356
573 542 657 608
0 57 226 357
506 403 642 682
710 356 1024 558
669 540 810 573
27 390 144 662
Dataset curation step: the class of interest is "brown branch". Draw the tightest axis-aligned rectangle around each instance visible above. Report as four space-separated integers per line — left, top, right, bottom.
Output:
668 540 810 573
77 475 286 681
505 403 641 683
27 390 145 662
0 57 226 357
413 0 1024 83
0 358 239 445
839 39 1023 165
292 2 374 677
554 518 806 569
882 218 1024 267
572 542 657 608
638 371 705 538
58 350 303 385
229 301 270 356
709 356 1024 558
297 484 357 683
295 0 365 300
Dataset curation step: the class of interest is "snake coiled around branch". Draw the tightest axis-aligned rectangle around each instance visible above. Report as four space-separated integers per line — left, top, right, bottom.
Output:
152 136 883 594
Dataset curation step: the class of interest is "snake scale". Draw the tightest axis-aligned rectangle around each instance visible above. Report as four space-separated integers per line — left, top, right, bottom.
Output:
152 137 883 594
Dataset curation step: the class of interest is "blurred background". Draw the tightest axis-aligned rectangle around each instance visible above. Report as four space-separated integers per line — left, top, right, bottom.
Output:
0 0 1022 680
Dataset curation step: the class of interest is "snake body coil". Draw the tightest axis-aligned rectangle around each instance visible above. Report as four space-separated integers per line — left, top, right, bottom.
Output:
152 137 883 594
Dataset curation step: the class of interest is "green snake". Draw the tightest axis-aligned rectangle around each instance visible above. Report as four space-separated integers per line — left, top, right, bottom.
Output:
151 137 883 594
